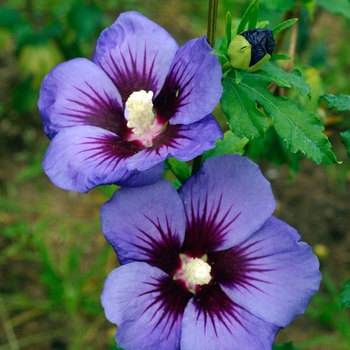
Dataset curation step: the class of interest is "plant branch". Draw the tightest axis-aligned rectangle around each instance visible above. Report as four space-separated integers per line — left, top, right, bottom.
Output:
207 0 219 47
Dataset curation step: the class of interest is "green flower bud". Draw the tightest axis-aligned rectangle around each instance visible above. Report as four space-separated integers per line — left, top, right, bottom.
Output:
228 29 276 72
227 35 252 71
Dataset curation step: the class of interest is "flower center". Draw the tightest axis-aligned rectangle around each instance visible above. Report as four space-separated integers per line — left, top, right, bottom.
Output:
174 255 212 293
125 90 155 133
124 90 164 147
184 257 212 286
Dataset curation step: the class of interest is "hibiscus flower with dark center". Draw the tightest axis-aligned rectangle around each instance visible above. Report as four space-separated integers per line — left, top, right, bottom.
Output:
101 154 321 350
38 11 223 193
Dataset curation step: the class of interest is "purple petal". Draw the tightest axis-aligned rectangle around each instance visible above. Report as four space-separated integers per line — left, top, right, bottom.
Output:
100 179 186 274
181 283 279 350
101 262 192 350
43 125 163 193
214 216 321 327
126 114 223 171
38 58 124 140
92 11 178 103
179 154 275 255
155 36 222 125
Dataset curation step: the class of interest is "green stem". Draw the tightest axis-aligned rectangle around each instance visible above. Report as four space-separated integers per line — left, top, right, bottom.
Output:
191 0 219 175
207 0 219 47
222 61 233 74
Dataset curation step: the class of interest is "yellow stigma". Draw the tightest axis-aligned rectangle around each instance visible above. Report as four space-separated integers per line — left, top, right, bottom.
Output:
183 257 212 286
125 90 155 135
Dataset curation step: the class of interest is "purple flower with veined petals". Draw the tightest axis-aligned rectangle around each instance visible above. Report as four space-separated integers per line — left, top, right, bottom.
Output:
38 11 223 193
100 154 321 350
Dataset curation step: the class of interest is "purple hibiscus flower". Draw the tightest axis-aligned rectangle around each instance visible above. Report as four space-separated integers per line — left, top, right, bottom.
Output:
100 154 321 350
38 12 223 193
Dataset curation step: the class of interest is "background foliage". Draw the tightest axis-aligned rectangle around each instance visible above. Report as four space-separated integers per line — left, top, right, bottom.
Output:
1 0 350 349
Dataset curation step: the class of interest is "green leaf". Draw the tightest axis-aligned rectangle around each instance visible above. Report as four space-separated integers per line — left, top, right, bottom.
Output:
273 18 298 36
165 158 191 183
340 130 350 158
203 130 248 161
221 72 269 139
218 38 230 65
211 49 229 63
256 20 270 28
237 0 260 34
258 62 311 96
225 11 232 45
264 94 338 165
273 341 298 350
319 94 350 112
339 279 350 308
221 70 338 165
270 53 293 61
317 0 350 19
302 0 317 18
234 68 243 83
261 93 337 164
260 0 295 11
246 127 302 170
217 12 232 63
248 1 259 29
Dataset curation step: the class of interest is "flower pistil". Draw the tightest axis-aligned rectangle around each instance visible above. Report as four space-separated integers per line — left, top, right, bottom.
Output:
125 90 163 147
174 254 212 293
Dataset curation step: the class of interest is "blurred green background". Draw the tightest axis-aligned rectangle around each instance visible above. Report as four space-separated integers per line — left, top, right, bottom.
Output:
1 0 350 349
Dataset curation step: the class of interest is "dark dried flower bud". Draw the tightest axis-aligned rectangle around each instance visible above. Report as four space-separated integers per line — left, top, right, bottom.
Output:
241 28 276 66
228 28 276 72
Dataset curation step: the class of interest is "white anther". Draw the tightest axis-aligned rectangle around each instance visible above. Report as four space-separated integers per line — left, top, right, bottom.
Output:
125 90 155 135
184 258 212 286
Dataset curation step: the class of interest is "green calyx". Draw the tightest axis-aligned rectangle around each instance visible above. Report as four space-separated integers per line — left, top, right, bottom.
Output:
228 35 252 71
227 35 271 72
247 53 271 72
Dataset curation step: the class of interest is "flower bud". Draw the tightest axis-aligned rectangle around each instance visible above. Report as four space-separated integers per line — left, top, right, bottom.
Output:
228 28 276 72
